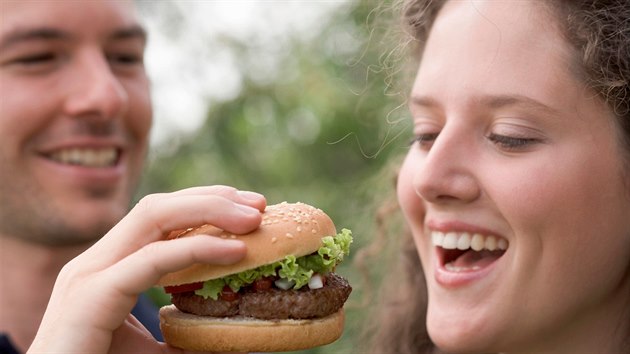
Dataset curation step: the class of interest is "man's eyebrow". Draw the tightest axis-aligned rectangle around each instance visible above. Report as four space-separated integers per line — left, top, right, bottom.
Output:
110 25 147 44
0 25 147 51
0 27 70 51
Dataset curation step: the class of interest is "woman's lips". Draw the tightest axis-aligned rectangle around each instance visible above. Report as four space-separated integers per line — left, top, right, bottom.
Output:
430 230 509 287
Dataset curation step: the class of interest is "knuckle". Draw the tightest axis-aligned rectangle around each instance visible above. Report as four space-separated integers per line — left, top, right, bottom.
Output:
132 193 164 218
210 185 238 198
138 239 162 257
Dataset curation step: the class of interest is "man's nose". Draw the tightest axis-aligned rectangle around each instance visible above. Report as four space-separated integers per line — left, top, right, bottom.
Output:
62 50 128 121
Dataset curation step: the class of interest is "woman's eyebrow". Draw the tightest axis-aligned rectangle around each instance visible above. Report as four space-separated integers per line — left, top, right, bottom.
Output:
409 95 440 109
478 94 560 116
408 95 443 116
409 94 560 116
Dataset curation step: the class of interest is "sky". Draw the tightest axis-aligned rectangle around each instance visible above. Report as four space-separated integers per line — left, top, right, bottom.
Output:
138 1 352 147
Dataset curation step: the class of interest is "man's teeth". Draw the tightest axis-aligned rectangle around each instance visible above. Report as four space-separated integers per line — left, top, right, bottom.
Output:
48 148 118 167
431 231 508 251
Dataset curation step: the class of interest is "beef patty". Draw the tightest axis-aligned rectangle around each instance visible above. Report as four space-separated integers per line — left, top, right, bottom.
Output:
171 273 352 320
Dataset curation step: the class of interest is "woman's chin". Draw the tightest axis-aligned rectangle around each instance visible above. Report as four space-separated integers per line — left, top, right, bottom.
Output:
426 309 497 353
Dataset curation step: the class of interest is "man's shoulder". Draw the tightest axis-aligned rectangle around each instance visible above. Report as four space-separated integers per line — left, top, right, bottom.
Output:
0 333 20 354
132 293 163 341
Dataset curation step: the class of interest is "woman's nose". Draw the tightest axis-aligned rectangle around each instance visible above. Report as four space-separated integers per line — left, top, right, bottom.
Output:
413 126 481 204
62 50 128 121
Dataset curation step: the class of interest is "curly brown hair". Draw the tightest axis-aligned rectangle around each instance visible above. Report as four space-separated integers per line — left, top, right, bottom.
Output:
359 0 630 353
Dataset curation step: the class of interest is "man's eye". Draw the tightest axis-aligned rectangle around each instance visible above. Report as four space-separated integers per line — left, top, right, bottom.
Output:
14 53 56 65
108 53 143 65
487 133 539 151
409 133 439 149
5 52 60 73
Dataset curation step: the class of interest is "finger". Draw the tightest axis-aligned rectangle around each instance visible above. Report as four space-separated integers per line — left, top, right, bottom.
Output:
84 191 262 267
102 235 247 296
124 314 154 339
126 193 262 241
157 185 266 212
109 315 160 354
97 185 265 250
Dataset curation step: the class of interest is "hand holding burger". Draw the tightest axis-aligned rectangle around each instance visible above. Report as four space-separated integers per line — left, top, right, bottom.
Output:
158 202 353 352
27 186 266 354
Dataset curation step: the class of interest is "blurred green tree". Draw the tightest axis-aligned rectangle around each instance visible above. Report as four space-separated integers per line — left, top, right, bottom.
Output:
138 1 412 353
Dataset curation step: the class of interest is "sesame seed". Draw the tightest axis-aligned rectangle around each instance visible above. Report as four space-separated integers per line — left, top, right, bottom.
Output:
271 237 278 243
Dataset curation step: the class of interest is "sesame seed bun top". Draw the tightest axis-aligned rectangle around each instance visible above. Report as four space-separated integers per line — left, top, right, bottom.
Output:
157 202 337 287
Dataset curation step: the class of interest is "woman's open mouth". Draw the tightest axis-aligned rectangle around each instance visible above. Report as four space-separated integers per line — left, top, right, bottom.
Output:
431 231 509 281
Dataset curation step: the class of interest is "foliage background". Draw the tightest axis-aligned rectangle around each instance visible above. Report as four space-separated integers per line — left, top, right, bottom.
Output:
137 1 414 353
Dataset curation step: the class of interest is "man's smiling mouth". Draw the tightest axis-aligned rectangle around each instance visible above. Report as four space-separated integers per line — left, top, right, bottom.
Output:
432 231 509 272
45 147 120 168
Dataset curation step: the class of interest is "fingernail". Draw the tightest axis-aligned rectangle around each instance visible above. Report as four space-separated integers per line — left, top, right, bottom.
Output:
236 203 260 216
237 190 264 201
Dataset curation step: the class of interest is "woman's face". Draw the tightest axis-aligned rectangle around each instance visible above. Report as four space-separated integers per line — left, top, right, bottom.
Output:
397 0 630 352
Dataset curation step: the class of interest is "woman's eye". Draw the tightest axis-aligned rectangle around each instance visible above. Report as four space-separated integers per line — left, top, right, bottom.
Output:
409 132 439 149
487 133 539 151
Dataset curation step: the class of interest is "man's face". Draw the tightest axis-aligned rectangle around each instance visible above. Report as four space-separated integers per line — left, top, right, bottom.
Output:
0 0 152 245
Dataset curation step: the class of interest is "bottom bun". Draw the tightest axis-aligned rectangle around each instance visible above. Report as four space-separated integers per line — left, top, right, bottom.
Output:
159 304 345 352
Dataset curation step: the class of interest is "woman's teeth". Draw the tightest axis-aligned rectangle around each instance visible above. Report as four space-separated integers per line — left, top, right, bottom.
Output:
432 231 508 273
431 231 508 251
48 148 118 167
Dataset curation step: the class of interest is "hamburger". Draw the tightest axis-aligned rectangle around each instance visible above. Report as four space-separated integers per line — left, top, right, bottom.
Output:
157 202 353 352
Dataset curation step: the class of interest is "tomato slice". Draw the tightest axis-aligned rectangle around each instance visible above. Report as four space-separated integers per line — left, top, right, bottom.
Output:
252 277 274 291
219 286 240 301
164 282 204 294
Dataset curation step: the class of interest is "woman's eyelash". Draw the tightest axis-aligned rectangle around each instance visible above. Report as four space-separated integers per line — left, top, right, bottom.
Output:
409 133 439 147
487 133 539 149
408 132 540 151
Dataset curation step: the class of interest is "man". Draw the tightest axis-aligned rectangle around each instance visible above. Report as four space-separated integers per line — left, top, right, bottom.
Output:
0 1 265 353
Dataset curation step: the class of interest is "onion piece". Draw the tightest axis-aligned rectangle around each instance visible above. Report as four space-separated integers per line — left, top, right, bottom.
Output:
308 274 324 289
274 278 296 290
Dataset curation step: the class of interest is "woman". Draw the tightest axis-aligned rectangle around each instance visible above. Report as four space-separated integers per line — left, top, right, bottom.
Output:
365 0 630 353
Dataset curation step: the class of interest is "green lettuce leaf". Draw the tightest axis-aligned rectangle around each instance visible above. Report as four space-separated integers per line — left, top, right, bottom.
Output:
195 278 225 301
277 255 314 289
194 228 353 300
